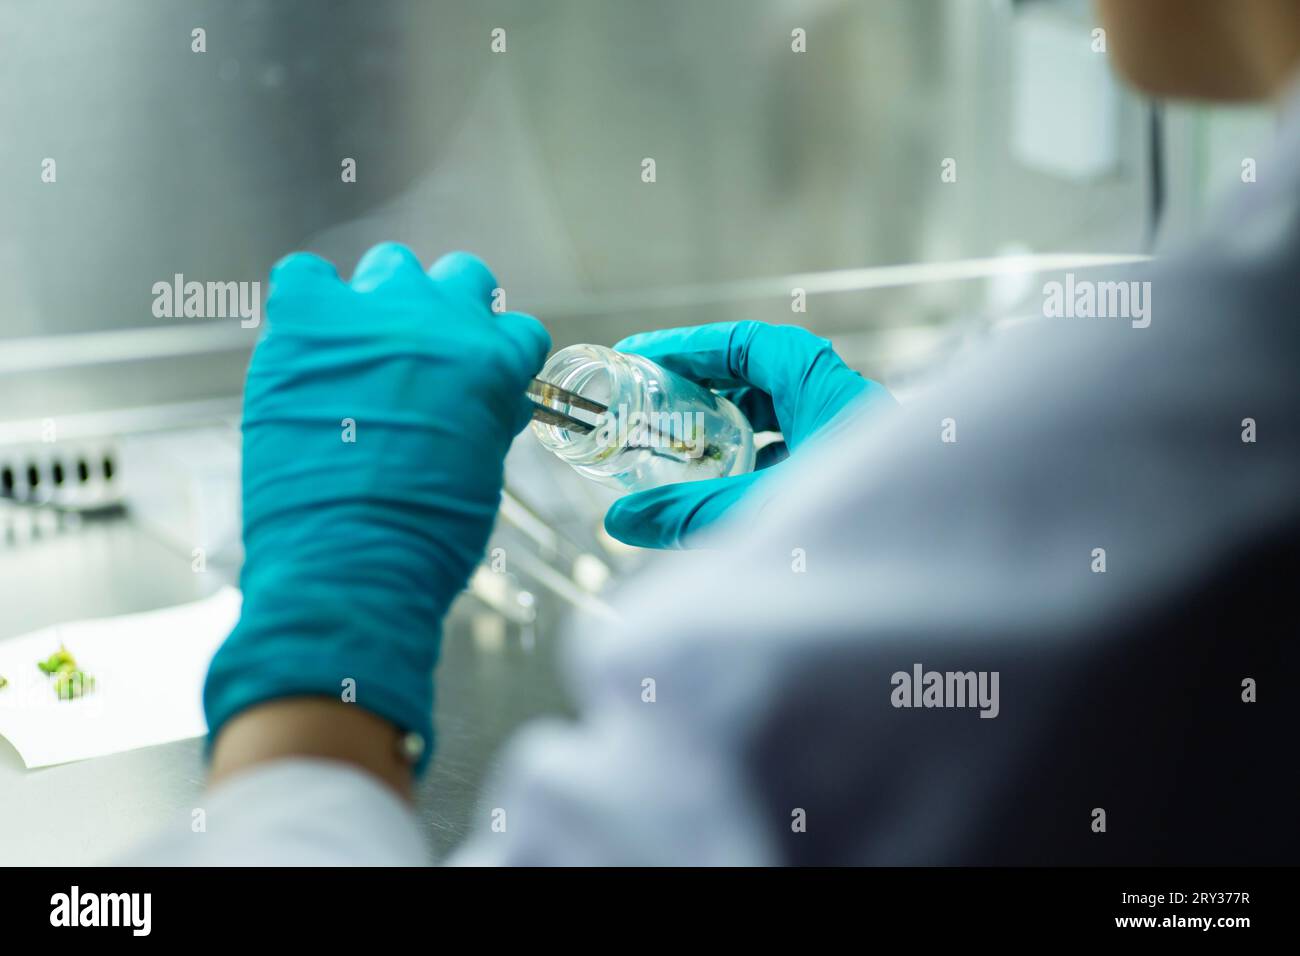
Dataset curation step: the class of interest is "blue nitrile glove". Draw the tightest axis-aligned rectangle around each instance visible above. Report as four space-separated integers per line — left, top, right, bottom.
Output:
604 321 893 549
204 243 549 774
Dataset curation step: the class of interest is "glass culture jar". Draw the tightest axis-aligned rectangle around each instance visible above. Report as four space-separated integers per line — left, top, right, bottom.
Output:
531 343 756 493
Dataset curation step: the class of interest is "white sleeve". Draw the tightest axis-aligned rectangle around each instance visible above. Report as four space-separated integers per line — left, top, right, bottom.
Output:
119 758 428 866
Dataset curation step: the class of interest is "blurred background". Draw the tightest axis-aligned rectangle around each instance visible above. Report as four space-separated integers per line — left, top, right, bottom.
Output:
0 0 1276 862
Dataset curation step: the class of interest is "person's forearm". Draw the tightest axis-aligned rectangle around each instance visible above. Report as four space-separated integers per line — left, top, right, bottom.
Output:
210 697 413 798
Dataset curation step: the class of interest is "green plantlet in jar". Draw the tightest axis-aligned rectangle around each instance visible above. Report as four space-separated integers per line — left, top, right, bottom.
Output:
54 669 95 701
0 675 8 690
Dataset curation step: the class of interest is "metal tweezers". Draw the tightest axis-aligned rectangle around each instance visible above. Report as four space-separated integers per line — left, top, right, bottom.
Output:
527 378 608 435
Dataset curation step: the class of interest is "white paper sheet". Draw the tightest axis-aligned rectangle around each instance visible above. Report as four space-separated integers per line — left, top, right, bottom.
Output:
0 588 241 768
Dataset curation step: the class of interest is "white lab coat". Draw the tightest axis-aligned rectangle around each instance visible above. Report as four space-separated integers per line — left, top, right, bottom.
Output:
126 101 1300 867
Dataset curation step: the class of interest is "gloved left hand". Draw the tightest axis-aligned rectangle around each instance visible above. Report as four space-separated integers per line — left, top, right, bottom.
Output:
204 243 549 774
604 321 893 548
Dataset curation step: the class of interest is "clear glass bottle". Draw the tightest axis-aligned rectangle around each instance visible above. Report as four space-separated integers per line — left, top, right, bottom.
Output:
531 343 756 493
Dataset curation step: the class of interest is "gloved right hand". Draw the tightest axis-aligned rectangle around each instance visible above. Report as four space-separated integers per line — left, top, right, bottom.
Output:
604 321 894 548
204 244 549 775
